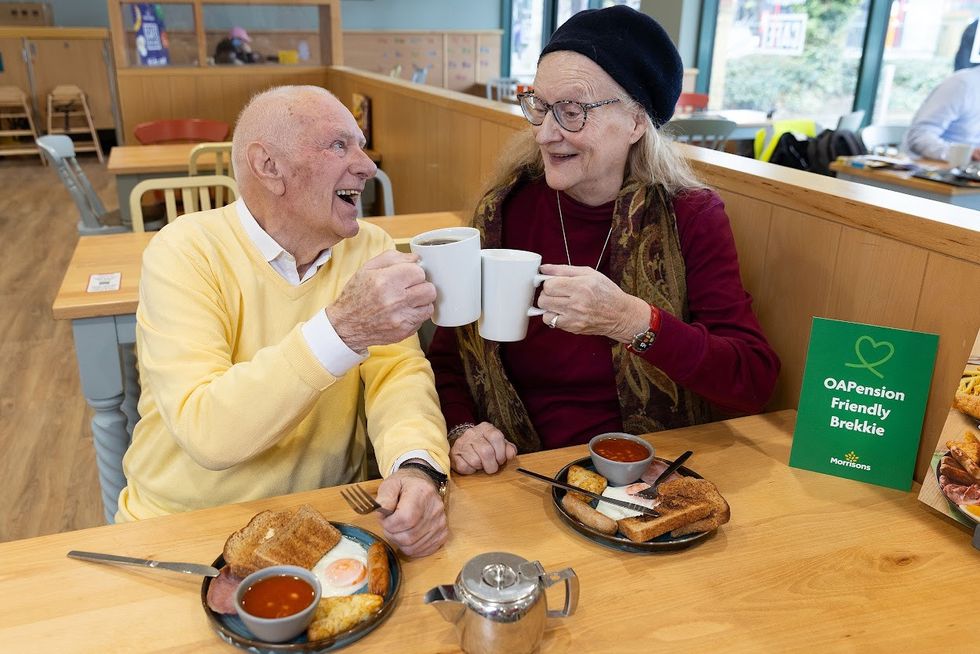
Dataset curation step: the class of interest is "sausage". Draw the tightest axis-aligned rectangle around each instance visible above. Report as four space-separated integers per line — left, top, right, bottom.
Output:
561 494 618 535
367 541 389 596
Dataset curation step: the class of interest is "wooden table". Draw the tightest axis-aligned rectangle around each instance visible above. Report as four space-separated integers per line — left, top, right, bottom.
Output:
830 159 980 211
1 411 976 652
107 144 383 223
51 211 466 522
674 109 772 142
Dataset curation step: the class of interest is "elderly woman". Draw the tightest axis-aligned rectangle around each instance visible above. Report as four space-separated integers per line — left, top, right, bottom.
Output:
427 6 779 475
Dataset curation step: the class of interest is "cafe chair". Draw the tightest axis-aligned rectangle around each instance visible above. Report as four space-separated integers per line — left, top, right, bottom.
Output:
836 110 866 133
675 92 709 113
189 141 234 205
859 124 908 156
663 118 736 151
128 174 239 232
46 84 104 163
356 167 395 217
36 134 127 235
486 77 521 102
754 119 817 162
0 85 43 163
133 118 230 145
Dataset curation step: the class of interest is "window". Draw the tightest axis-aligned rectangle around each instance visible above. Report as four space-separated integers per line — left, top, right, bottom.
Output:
510 0 546 78
707 0 872 128
872 0 980 124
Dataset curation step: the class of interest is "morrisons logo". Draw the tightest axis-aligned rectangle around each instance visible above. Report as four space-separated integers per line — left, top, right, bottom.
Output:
830 450 871 471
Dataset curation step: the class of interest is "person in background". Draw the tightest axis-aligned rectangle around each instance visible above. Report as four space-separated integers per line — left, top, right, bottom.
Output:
903 55 980 162
427 7 779 476
214 26 261 64
954 19 978 71
118 86 450 558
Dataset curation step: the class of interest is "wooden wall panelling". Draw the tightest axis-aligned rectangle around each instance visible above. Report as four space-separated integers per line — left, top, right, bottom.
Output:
31 38 114 129
827 227 927 327
911 252 980 480
757 207 842 411
445 33 476 92
0 37 30 95
714 189 772 302
476 32 500 85
430 104 482 210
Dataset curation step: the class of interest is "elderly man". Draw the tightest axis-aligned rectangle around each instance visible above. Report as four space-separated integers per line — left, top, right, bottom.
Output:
117 86 449 557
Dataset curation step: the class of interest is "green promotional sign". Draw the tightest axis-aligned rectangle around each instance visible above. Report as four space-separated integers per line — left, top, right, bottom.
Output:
789 318 938 491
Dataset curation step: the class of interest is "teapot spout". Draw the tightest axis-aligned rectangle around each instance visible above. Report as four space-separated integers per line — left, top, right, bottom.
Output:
424 585 466 624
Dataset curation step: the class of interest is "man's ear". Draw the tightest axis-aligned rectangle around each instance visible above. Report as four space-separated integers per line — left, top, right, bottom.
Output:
245 141 286 196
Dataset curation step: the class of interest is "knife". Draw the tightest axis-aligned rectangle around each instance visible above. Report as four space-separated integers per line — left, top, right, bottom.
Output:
516 467 660 517
67 550 220 577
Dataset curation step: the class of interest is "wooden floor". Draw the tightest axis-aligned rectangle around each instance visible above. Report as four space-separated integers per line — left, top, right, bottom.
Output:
0 155 107 542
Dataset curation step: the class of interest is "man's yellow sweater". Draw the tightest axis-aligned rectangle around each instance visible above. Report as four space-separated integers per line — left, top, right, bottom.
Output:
117 204 448 520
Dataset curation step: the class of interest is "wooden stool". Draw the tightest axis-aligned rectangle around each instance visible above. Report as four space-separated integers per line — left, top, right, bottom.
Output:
0 86 43 163
46 84 104 163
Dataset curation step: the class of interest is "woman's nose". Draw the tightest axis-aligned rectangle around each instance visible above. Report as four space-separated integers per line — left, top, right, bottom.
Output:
534 111 562 144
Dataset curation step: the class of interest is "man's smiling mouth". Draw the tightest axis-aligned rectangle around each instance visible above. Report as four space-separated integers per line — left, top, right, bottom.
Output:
336 189 361 206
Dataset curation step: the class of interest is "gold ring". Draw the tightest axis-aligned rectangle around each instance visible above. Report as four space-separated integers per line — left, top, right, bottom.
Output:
548 314 559 329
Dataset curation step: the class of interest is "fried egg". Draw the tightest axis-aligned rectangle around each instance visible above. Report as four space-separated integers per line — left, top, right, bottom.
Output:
962 504 980 520
312 537 369 597
595 484 656 521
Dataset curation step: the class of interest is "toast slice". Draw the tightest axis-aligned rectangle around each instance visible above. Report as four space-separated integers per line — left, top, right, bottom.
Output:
252 504 342 570
663 477 731 537
617 502 711 543
223 509 294 577
616 476 730 542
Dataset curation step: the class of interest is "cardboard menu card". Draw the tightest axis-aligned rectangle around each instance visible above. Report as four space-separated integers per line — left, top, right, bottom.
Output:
917 329 980 533
789 318 938 491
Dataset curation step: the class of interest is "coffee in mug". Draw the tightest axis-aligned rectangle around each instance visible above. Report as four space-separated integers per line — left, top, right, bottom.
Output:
479 249 553 342
410 227 481 327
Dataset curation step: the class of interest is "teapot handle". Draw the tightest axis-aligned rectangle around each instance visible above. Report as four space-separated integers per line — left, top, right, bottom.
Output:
542 568 579 618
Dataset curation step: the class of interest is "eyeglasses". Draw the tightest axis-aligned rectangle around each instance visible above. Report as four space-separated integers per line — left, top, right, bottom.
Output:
517 92 621 133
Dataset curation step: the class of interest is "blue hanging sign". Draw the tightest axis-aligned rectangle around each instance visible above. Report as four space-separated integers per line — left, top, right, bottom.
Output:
133 3 170 67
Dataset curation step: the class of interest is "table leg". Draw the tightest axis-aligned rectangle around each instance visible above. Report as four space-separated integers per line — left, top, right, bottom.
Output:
115 173 138 227
72 316 129 523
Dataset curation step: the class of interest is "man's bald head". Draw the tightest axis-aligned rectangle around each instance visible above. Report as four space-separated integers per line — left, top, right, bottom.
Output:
231 85 340 192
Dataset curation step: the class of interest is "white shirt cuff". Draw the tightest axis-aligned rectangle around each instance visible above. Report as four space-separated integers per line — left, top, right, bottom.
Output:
301 309 367 377
389 450 446 476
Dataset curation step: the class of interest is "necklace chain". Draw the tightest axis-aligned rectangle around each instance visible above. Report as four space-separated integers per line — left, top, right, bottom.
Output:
556 191 614 270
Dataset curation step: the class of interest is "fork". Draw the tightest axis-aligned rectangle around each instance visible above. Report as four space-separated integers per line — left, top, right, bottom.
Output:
340 484 392 517
635 450 694 500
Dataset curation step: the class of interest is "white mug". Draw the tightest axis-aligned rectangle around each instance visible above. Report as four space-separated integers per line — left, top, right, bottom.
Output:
947 142 973 169
410 227 482 327
479 249 553 342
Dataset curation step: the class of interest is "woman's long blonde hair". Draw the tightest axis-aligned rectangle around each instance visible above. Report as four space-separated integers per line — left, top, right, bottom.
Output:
482 95 705 200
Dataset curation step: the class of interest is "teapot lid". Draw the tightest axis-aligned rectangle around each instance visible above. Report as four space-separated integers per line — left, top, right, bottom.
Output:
458 552 540 605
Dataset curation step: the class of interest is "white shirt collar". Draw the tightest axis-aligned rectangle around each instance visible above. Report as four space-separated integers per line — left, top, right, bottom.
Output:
236 198 331 286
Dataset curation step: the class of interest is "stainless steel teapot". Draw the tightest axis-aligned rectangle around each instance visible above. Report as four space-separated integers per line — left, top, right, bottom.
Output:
424 552 578 654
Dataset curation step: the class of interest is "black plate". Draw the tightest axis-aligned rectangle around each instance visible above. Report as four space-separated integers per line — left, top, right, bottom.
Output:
201 523 401 653
551 456 713 553
934 451 980 526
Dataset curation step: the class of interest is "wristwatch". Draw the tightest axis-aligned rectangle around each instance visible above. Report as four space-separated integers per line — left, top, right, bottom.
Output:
626 304 662 354
399 461 449 500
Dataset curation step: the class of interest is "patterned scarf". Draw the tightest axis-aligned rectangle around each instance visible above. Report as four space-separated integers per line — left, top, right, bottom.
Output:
455 172 713 453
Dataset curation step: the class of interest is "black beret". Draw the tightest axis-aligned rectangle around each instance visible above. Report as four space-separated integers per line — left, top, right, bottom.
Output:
539 6 683 126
